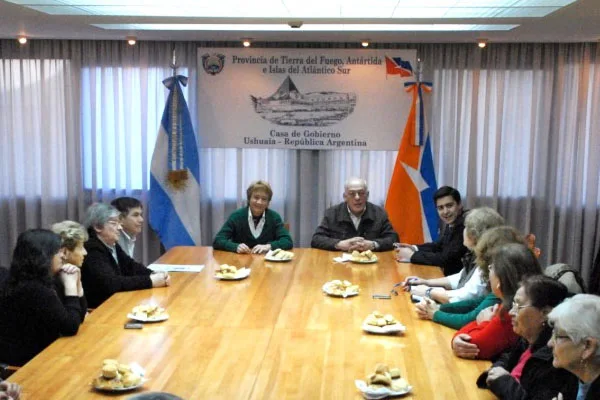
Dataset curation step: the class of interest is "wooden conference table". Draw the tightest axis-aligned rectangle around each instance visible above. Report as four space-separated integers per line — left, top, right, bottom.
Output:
10 248 495 399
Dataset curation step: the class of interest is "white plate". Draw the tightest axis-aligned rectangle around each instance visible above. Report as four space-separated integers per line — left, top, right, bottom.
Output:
264 255 293 262
265 250 294 262
355 379 412 399
127 313 169 322
93 378 148 392
361 322 406 335
322 283 359 298
214 267 250 280
351 257 378 264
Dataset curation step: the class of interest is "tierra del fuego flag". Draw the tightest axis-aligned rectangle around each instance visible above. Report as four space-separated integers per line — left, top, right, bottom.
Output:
385 80 439 244
149 75 201 249
385 56 413 77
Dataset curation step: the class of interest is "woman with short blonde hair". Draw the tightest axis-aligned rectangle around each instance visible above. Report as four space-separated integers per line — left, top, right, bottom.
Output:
214 180 292 254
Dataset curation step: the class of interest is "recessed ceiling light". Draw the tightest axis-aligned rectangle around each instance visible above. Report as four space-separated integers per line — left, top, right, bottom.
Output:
361 40 370 48
17 36 27 44
126 36 137 45
242 38 251 47
478 38 488 48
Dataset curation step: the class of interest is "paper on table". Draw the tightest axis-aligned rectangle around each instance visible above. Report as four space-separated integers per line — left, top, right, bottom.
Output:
148 264 205 273
333 253 353 263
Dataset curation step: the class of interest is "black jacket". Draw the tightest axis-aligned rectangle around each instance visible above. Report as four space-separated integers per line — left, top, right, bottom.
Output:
81 235 153 308
477 327 578 399
410 211 468 276
311 202 398 251
0 280 84 366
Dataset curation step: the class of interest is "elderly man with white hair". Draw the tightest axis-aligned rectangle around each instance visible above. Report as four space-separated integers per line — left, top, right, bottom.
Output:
548 294 600 400
311 177 398 252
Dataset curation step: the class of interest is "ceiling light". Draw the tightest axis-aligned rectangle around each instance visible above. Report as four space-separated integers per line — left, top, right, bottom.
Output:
126 36 137 45
17 36 27 45
93 23 518 32
242 38 251 47
361 40 370 48
477 38 488 48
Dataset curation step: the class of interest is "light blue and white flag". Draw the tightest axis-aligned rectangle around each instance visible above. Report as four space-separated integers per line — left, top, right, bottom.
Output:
149 75 201 249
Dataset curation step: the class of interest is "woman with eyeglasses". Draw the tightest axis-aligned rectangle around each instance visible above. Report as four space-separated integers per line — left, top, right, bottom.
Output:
451 243 542 360
0 229 85 366
547 294 600 400
80 203 170 308
415 225 522 329
476 275 575 399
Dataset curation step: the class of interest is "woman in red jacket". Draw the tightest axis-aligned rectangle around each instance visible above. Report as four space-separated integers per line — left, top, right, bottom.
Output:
451 243 542 360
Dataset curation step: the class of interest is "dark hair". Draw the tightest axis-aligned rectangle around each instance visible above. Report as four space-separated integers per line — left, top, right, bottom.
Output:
521 275 569 310
6 229 61 293
491 243 542 310
111 197 143 216
433 186 461 205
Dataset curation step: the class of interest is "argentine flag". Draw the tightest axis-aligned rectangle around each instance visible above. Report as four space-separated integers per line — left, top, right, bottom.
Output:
149 75 201 249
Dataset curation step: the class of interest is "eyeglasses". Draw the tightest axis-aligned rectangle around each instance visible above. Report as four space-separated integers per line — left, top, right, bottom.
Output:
550 329 571 342
347 190 367 198
106 219 121 227
511 301 533 312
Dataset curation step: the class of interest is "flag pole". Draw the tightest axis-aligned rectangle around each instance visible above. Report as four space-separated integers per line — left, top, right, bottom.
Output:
170 48 179 77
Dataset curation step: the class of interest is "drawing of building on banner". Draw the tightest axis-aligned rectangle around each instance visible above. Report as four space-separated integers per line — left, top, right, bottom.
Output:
250 76 356 126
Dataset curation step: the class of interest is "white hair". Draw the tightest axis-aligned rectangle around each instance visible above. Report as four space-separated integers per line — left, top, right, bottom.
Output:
344 177 368 191
548 294 600 363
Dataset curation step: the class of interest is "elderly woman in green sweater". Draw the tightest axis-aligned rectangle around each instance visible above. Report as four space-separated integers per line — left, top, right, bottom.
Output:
213 180 293 254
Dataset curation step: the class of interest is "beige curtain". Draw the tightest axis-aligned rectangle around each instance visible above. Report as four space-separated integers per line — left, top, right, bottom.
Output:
1 40 599 287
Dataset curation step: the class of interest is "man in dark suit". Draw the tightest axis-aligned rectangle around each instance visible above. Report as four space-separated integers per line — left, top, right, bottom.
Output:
395 186 467 276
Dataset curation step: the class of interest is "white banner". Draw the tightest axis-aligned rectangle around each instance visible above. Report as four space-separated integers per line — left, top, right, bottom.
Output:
197 48 417 150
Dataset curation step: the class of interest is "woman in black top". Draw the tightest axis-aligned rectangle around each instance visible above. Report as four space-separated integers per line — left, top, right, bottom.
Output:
0 229 85 366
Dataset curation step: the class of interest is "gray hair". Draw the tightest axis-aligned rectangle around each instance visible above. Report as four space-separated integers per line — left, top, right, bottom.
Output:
344 177 368 191
82 203 120 231
548 294 600 363
464 207 505 243
51 220 89 250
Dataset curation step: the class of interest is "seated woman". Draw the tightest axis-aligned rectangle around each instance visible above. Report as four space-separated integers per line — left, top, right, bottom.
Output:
51 220 89 310
0 229 85 366
548 294 600 400
406 207 504 304
477 275 575 399
213 180 292 254
451 242 542 360
81 203 170 308
415 226 523 329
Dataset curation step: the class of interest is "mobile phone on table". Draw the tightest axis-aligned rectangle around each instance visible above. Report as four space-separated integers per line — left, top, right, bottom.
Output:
124 322 143 329
372 294 392 300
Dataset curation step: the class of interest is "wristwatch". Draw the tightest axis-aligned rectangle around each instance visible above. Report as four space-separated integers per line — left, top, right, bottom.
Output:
425 287 433 299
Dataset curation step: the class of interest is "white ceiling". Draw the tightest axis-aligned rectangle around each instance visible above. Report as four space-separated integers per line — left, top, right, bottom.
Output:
0 0 598 43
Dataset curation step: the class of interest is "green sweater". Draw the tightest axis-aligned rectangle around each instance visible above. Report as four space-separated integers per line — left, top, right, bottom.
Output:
432 292 500 330
213 207 293 253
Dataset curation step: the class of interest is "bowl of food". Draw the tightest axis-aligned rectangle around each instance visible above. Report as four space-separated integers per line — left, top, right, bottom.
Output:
92 360 146 392
362 311 406 334
351 250 378 264
214 264 250 280
322 279 360 298
355 364 411 399
127 304 169 322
